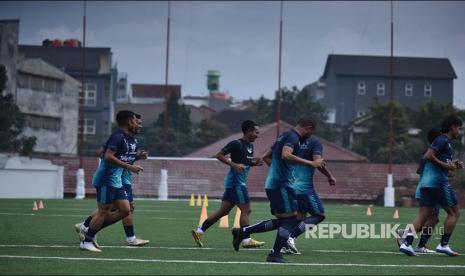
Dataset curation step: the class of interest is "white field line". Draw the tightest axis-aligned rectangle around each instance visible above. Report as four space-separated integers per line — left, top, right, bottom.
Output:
0 254 464 269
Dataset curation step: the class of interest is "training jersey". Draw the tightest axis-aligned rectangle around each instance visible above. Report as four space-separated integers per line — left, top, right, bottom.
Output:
92 129 139 188
293 137 323 194
265 129 302 189
222 139 254 188
417 134 454 188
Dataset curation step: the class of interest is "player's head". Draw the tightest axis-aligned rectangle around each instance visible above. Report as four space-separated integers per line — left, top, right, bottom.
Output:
427 128 441 144
116 110 137 130
296 117 317 139
441 115 463 139
134 113 143 134
241 120 259 142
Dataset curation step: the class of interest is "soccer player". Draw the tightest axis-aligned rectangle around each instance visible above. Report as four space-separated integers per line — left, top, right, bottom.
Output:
400 115 463 257
79 110 143 252
191 120 266 249
75 114 149 247
282 133 336 254
396 128 441 253
232 118 324 263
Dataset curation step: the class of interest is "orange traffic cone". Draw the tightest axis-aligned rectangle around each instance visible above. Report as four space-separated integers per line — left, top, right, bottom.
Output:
198 202 208 226
39 200 44 209
196 194 202 207
393 209 399 219
32 201 38 211
219 215 229 228
189 194 195 206
366 206 372 216
233 207 241 228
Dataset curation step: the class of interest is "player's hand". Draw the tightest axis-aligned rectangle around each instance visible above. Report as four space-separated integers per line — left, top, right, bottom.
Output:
253 158 264 166
129 164 144 174
311 159 325 168
445 161 458 171
328 176 336 186
231 163 245 173
138 150 149 160
454 160 464 169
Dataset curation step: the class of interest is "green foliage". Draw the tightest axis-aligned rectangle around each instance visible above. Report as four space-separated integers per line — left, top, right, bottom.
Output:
196 119 230 146
0 64 7 93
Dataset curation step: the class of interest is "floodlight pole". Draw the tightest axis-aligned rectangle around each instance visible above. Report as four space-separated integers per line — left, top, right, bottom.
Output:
163 0 171 144
276 0 283 137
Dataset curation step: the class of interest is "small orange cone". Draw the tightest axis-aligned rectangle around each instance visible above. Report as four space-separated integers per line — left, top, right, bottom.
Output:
196 194 202 207
219 215 229 228
189 194 195 206
32 201 38 211
366 207 372 216
393 209 399 219
39 200 44 209
198 202 208 226
203 194 208 207
233 207 241 228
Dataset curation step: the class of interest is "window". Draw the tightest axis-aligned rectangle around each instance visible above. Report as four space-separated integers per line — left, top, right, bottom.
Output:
357 110 366 118
424 83 432 97
17 73 30 88
377 82 385 96
357 82 366 95
78 119 96 135
81 83 97 106
30 75 43 91
405 83 413 96
43 78 60 93
24 115 61 131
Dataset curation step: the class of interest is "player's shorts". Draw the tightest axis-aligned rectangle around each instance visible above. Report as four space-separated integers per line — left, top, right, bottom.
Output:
417 185 457 208
222 185 250 204
297 190 325 215
96 186 128 204
266 186 298 215
123 184 133 203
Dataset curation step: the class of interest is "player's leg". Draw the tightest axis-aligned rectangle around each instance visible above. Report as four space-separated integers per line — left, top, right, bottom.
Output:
415 205 439 253
436 184 460 256
191 198 234 247
236 186 265 249
121 185 149 246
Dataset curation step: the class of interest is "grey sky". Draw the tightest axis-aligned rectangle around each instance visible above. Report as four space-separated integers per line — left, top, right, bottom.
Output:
2 1 465 107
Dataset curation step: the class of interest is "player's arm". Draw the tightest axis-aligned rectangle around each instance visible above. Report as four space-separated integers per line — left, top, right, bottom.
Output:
251 157 264 167
215 150 245 173
314 155 336 186
96 147 104 158
424 148 457 171
281 146 324 168
135 150 149 161
104 149 143 173
261 149 273 166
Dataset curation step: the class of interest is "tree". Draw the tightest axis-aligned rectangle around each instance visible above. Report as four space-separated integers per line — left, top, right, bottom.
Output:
196 119 230 146
154 92 192 134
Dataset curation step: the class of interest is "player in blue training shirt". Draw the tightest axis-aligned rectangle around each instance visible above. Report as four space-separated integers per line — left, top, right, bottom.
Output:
75 113 149 247
79 110 144 252
400 115 463 257
191 120 265 249
281 135 336 254
396 128 441 253
232 118 325 263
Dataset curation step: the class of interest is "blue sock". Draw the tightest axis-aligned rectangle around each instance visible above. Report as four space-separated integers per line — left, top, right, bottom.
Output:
290 215 325 239
271 217 298 255
84 227 97 242
241 225 250 239
83 216 92 228
124 225 135 237
440 233 452 247
242 219 280 237
405 234 414 246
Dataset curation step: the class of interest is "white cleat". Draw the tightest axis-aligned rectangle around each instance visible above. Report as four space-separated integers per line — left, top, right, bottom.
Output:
80 241 101 252
285 237 300 254
74 223 86 242
399 243 417 256
92 235 101 249
127 238 150 247
436 244 460 256
395 229 405 247
414 246 435 253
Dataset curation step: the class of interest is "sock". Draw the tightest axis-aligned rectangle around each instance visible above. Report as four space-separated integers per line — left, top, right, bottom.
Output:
124 225 135 238
417 228 432 248
84 227 97 242
290 215 325 239
242 219 281 237
83 216 92 228
241 225 250 239
405 233 414 246
200 219 214 232
271 217 299 255
440 233 452 247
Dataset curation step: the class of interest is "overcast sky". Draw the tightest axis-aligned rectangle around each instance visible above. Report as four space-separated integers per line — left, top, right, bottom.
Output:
2 1 465 107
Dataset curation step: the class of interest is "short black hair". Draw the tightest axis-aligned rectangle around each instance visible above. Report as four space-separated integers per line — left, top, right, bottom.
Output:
297 117 316 128
427 128 441 144
135 113 142 119
441 115 463 133
241 120 258 134
116 110 136 126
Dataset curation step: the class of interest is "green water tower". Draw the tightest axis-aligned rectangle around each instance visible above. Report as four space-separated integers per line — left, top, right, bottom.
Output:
207 70 220 93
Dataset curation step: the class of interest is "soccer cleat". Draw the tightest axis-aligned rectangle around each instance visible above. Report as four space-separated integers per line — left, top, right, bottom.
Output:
231 228 243 251
127 238 150 247
241 238 265 249
285 237 300 254
399 243 417 256
266 252 288 263
79 241 101 252
414 246 435 253
191 230 204 248
74 223 86 242
280 245 302 255
395 229 405 248
436 244 460 256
